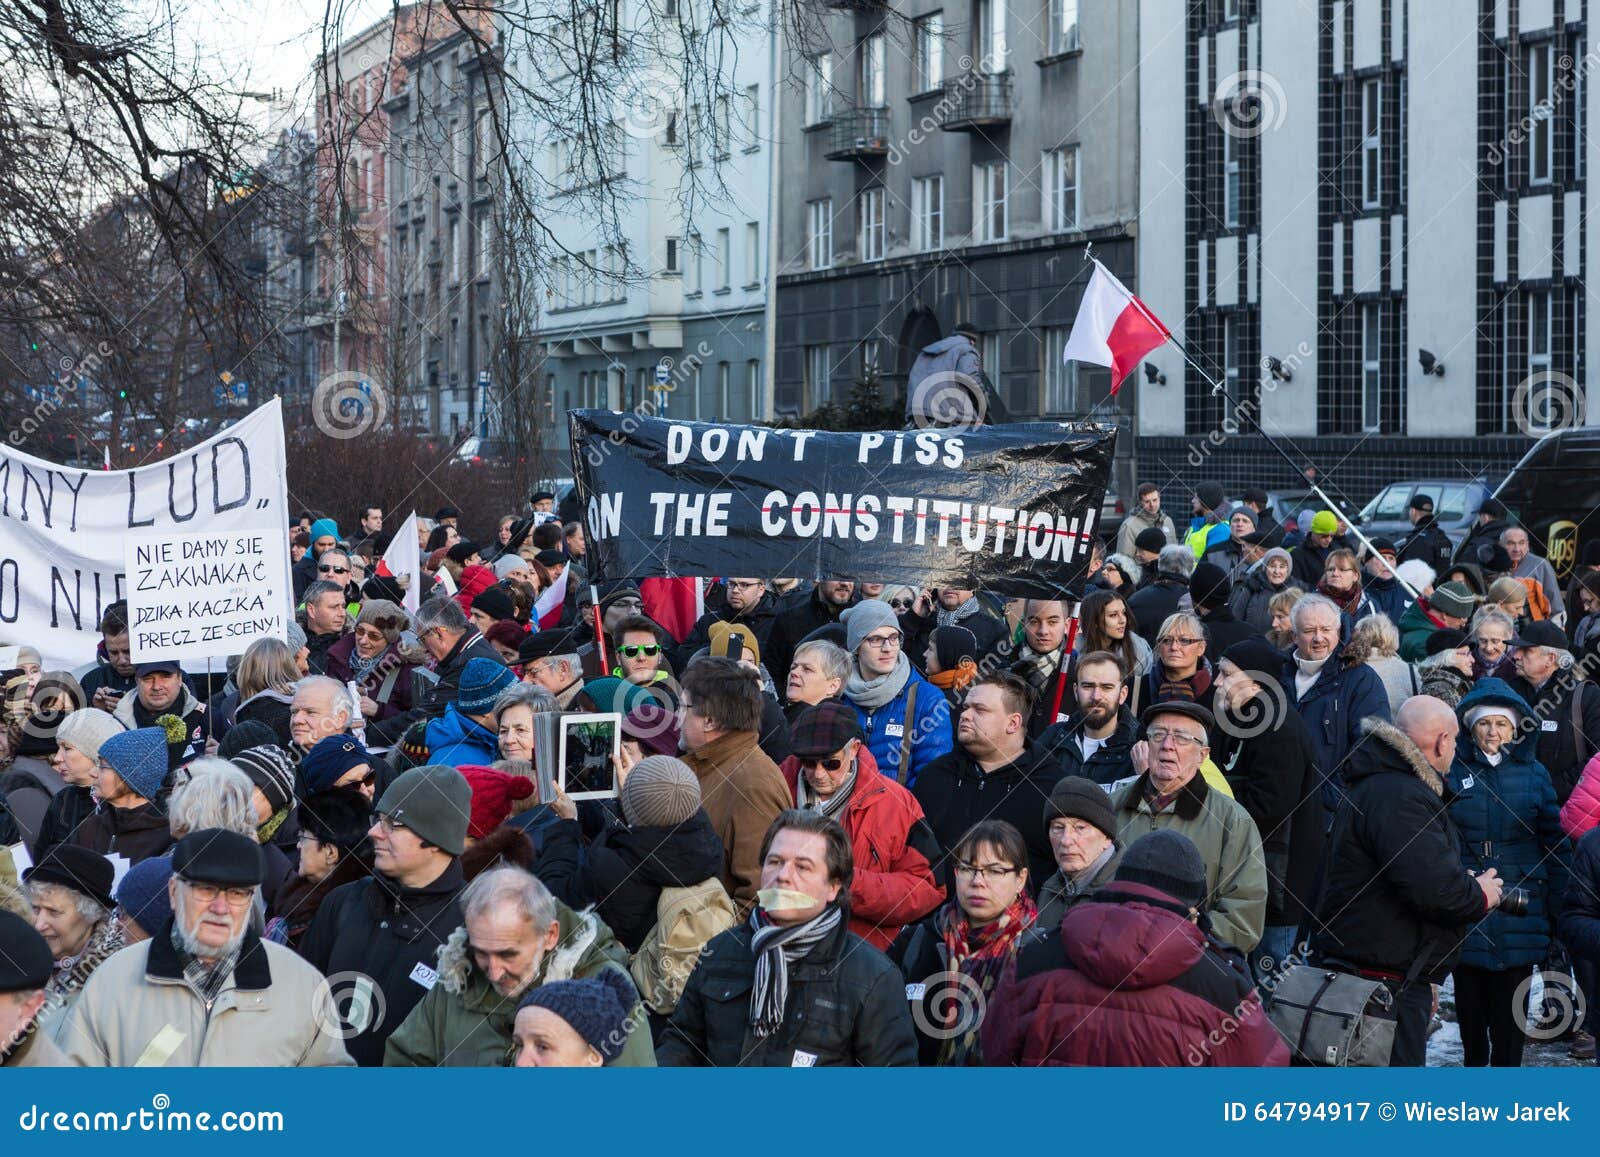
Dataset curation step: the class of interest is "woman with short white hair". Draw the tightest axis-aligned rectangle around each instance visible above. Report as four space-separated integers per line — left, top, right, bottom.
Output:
23 843 123 1043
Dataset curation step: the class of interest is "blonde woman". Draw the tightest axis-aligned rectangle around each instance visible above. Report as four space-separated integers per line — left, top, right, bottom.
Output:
228 638 301 746
1343 614 1416 714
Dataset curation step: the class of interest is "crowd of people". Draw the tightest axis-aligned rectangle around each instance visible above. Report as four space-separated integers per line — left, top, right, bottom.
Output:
1 483 1598 1069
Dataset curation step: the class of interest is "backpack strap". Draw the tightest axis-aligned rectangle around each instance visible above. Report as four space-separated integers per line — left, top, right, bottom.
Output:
898 680 920 786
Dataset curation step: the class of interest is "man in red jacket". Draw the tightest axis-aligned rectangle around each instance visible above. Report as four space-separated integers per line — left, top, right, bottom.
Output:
778 701 944 949
982 830 1289 1066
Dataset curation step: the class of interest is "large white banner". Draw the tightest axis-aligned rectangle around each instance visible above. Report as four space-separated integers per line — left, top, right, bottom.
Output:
0 399 291 669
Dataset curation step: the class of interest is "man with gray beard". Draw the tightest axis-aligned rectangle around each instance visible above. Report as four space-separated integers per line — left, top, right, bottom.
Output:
61 829 352 1067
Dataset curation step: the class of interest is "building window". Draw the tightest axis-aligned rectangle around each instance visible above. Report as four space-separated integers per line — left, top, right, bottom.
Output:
805 55 833 125
476 214 492 278
914 12 944 92
1049 0 1080 55
1224 314 1240 400
858 186 885 261
808 199 833 269
1043 328 1077 414
665 236 680 274
1361 78 1381 208
715 227 730 289
1361 303 1381 433
859 33 887 107
745 221 760 284
718 362 732 417
714 94 732 159
744 83 760 149
686 231 702 293
746 359 762 420
976 0 1008 73
805 344 832 409
1044 145 1079 232
449 217 461 282
1223 0 1240 20
1529 42 1553 185
1577 39 1586 182
1223 124 1240 227
912 175 944 250
861 339 880 376
973 161 1008 242
1528 288 1554 384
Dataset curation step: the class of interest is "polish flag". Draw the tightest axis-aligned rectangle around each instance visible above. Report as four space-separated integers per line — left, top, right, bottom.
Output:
533 565 569 630
641 577 704 643
1063 261 1170 393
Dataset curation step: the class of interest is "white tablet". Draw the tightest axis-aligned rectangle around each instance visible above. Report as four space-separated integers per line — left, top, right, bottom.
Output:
558 712 623 801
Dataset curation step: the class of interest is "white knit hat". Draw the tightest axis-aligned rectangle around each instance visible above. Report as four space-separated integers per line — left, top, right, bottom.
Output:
55 708 126 762
1465 704 1519 730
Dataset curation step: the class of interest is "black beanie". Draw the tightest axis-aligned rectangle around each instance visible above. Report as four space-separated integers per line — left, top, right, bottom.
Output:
1113 830 1208 910
1134 527 1168 555
1189 562 1232 608
1043 777 1118 842
932 625 979 671
1220 637 1285 679
1424 627 1470 656
218 720 278 760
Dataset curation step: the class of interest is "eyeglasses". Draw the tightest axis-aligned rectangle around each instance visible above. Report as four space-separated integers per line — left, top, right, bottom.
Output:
183 881 255 907
953 861 1020 882
319 564 350 574
341 768 378 787
610 598 643 612
370 812 410 835
353 625 387 641
1146 727 1207 749
798 755 848 772
888 599 912 611
725 580 764 591
861 633 902 651
619 643 661 658
1157 636 1204 649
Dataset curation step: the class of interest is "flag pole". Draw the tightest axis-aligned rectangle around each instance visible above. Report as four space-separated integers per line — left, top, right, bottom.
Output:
1084 260 1422 602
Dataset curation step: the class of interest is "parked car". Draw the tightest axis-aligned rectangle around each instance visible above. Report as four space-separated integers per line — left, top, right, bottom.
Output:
1356 479 1492 547
1490 427 1600 581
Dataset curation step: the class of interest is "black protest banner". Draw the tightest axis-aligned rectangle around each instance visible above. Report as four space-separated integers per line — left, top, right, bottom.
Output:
570 411 1115 598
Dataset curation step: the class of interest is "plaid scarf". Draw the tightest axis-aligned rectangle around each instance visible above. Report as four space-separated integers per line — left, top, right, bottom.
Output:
1012 644 1060 697
935 892 1038 1065
935 596 982 628
1316 576 1363 617
748 904 843 1039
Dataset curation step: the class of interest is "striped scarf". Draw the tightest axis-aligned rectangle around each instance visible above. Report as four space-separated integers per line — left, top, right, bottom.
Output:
935 893 1038 1065
935 596 982 628
747 904 843 1039
795 764 857 820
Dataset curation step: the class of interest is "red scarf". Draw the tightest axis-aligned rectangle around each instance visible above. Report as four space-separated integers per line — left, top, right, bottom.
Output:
935 893 1038 1063
1316 576 1363 617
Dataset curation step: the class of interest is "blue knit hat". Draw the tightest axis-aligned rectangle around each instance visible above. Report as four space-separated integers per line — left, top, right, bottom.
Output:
516 969 638 1064
297 734 374 796
116 855 175 938
99 726 170 800
457 657 516 715
309 518 340 544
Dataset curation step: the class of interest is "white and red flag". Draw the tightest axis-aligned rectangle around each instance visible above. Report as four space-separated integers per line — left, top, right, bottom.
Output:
1063 260 1170 393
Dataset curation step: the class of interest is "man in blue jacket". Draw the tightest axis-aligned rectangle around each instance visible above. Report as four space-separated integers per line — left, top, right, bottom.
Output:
841 600 952 788
1277 593 1391 818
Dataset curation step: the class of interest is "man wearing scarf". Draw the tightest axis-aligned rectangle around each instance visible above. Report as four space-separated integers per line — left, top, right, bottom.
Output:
778 703 944 950
658 810 917 1066
1010 599 1074 736
841 601 953 788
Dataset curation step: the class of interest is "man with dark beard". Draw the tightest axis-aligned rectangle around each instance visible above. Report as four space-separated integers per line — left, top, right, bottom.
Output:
1038 652 1136 787
61 829 353 1066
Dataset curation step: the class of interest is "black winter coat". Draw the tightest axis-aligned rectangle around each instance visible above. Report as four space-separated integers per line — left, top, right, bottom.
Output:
1037 711 1137 787
1214 699 1324 926
1395 516 1454 574
766 589 852 685
1229 566 1289 633
912 741 1066 893
298 861 465 1066
1127 577 1188 648
1197 606 1263 666
1559 828 1600 964
1290 540 1332 588
1310 719 1488 983
673 594 779 672
367 630 505 746
67 801 175 865
1505 673 1600 805
657 911 917 1066
32 784 96 859
534 808 726 952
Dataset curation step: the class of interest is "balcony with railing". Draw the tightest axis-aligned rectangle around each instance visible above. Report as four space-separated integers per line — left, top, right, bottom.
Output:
939 72 1013 132
825 108 891 161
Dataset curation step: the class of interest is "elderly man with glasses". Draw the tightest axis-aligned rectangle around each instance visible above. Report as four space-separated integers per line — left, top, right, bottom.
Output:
299 765 471 1065
62 829 353 1066
1109 702 1266 953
